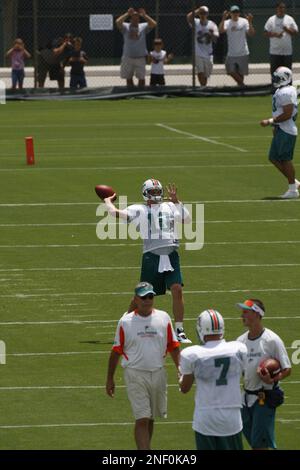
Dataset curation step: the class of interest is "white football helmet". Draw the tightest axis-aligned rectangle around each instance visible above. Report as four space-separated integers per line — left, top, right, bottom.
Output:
196 309 225 344
272 66 292 89
142 178 163 202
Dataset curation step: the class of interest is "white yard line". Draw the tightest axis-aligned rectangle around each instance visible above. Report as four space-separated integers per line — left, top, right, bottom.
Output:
1 314 300 326
0 199 299 207
0 419 297 429
0 421 192 429
4 347 300 356
0 240 300 248
0 263 299 273
1 288 300 301
0 162 283 172
1 218 300 229
0 381 299 391
0 384 181 391
156 123 248 153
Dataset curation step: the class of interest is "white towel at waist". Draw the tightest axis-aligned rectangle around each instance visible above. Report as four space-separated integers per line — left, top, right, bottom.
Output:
158 255 174 273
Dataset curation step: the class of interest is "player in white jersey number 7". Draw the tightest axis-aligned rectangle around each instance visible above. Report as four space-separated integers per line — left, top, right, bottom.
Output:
104 179 192 343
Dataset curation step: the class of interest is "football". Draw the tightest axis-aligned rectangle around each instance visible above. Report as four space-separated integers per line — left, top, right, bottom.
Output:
95 185 116 201
259 358 281 378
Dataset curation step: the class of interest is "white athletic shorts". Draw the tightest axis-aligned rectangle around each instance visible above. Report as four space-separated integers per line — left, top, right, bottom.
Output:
124 367 167 420
120 57 146 80
195 56 213 77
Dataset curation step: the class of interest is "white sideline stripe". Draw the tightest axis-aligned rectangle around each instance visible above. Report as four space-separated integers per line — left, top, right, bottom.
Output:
2 218 300 229
0 240 300 248
0 263 300 273
7 351 108 357
0 199 299 207
4 345 300 355
0 419 298 429
0 384 180 391
0 421 192 429
0 121 265 128
156 123 248 153
2 288 300 301
0 382 299 391
0 163 279 172
1 314 300 326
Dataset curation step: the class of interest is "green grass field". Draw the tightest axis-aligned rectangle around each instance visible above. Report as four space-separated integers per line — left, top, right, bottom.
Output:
0 97 299 450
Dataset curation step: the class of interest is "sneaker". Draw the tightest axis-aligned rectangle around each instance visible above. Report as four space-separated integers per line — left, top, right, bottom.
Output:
176 328 192 344
295 179 300 189
280 189 299 199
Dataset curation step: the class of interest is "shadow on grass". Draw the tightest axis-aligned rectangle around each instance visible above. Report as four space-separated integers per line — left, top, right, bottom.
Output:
261 196 285 200
79 340 113 345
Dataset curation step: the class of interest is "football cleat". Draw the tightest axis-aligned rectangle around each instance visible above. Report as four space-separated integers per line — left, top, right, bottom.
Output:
176 328 192 344
280 189 299 199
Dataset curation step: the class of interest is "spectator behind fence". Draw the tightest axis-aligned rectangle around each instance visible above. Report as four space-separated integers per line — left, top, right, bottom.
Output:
149 38 173 86
68 37 88 89
116 8 157 88
187 5 219 87
219 5 255 87
6 38 31 90
264 1 298 77
37 33 74 90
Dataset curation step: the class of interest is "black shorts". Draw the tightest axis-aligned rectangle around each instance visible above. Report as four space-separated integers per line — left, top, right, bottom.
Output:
270 55 292 75
49 64 65 82
150 74 165 86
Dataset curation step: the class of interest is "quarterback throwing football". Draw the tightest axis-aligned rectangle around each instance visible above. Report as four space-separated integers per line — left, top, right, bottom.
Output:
104 179 192 343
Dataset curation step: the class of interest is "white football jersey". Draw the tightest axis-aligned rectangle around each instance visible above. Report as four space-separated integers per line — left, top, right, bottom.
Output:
125 202 190 254
113 308 179 371
180 340 248 436
272 85 298 136
191 19 219 59
237 328 291 407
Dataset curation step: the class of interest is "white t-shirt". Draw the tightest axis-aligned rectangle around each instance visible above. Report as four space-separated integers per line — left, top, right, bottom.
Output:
122 22 150 58
191 19 219 59
125 202 190 254
237 328 291 407
112 308 179 371
180 340 248 436
224 18 250 57
150 50 167 75
272 85 298 136
264 14 298 55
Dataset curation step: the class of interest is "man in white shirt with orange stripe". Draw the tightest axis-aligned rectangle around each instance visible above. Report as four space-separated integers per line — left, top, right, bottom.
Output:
106 282 180 450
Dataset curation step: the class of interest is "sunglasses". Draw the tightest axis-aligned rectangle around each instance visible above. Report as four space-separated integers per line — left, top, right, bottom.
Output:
139 294 154 300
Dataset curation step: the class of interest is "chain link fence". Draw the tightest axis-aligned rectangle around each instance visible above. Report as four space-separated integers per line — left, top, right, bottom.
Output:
0 0 300 89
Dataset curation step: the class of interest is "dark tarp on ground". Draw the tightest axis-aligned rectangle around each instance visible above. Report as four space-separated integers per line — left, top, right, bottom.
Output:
5 84 271 101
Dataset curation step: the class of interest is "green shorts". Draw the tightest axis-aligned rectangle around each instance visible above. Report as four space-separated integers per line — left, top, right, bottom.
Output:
140 250 183 296
242 402 276 449
269 127 297 162
195 431 243 450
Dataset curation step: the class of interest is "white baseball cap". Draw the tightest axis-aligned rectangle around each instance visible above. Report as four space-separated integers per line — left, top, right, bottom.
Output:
199 6 209 13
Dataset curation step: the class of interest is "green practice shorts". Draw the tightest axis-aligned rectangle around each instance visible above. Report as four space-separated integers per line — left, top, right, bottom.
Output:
269 127 297 162
195 431 243 450
242 402 276 449
140 250 183 296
